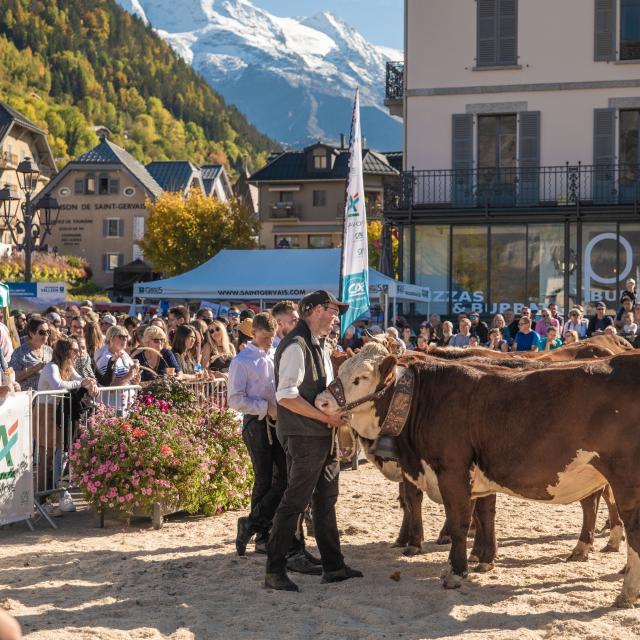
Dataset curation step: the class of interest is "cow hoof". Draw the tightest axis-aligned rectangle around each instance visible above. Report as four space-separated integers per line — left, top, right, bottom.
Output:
436 534 452 545
473 562 494 573
403 545 422 557
614 594 637 609
468 554 479 564
601 542 621 553
442 570 465 589
392 539 408 548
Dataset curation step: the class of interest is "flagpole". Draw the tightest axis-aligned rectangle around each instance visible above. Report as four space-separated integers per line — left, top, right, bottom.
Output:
339 88 359 302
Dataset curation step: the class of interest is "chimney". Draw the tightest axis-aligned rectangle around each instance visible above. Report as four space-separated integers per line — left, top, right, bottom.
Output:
340 133 346 149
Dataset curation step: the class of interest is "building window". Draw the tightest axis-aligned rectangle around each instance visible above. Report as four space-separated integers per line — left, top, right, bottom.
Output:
308 234 332 248
476 0 518 67
312 190 326 207
313 153 328 170
98 173 110 195
621 0 640 60
278 191 294 203
74 179 84 194
85 174 96 195
477 114 517 204
274 235 300 249
104 219 122 237
104 253 122 271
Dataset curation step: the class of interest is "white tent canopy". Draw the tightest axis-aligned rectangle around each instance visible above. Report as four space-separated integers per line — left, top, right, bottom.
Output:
133 249 430 304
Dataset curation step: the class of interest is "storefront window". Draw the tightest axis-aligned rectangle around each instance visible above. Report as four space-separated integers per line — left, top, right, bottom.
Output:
414 225 449 315
451 226 487 313
490 225 526 313
582 223 619 304
527 224 565 310
308 234 332 248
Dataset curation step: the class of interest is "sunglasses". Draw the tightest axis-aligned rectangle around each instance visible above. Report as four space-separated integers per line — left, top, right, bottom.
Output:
36 329 50 336
150 337 164 343
228 312 239 318
114 334 128 339
209 328 222 334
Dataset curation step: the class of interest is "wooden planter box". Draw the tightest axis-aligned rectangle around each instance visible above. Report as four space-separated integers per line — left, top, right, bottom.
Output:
93 500 182 530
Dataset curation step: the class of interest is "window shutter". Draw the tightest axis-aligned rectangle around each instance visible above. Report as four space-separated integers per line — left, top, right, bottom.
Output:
119 219 125 237
109 179 119 195
498 0 518 65
593 108 616 202
477 0 497 67
74 179 84 194
102 254 108 271
518 111 540 205
452 113 474 206
118 254 124 267
594 0 616 61
102 220 108 236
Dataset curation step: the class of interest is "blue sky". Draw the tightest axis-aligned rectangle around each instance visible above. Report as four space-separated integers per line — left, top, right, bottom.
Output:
253 0 404 50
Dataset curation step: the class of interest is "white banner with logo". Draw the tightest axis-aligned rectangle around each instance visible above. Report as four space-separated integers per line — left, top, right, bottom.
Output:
340 88 370 335
0 392 33 526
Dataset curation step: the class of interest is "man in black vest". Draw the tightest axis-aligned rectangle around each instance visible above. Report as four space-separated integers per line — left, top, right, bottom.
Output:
265 290 363 591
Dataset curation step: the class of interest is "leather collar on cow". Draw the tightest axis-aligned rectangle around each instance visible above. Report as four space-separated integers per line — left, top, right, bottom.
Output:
327 365 416 439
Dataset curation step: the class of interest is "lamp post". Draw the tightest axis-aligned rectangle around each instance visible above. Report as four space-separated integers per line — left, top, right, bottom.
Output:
0 157 60 282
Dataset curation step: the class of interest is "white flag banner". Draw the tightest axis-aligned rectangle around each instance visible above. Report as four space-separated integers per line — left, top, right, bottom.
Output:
340 88 370 335
0 392 33 526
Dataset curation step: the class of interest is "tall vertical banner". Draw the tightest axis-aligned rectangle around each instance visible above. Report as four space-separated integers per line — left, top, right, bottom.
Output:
340 88 370 335
0 392 33 526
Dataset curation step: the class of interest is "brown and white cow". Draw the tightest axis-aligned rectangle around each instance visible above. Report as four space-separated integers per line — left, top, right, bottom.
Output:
317 343 640 607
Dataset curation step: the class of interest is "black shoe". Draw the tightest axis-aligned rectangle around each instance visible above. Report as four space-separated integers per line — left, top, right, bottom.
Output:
235 516 253 556
321 565 364 584
303 549 322 565
265 572 299 592
255 540 267 554
287 552 323 575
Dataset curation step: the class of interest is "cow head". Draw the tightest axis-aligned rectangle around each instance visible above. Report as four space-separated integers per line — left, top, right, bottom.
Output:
315 342 397 439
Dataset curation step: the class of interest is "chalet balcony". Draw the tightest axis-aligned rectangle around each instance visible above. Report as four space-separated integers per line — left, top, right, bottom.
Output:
269 202 299 219
384 61 404 117
384 164 640 218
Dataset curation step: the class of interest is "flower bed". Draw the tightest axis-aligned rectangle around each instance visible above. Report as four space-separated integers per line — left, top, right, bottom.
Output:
71 379 253 520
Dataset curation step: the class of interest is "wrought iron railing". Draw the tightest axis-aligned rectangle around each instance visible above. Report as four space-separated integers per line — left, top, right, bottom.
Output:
385 163 640 211
269 202 298 218
385 61 404 101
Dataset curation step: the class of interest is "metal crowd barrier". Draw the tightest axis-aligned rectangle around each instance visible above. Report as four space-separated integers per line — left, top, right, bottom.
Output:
182 377 228 409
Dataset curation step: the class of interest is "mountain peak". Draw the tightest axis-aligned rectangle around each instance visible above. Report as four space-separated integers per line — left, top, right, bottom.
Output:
115 0 402 149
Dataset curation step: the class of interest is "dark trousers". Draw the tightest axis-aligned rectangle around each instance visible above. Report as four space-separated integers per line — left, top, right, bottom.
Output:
242 416 287 539
266 434 344 574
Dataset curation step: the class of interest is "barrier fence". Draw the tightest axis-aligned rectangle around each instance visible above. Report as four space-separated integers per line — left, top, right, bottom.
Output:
5 376 229 530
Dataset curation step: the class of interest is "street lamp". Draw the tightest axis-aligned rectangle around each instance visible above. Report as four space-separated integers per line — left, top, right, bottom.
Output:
0 157 60 282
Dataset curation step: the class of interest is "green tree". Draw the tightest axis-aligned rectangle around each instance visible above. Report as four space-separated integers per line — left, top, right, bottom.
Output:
139 191 258 276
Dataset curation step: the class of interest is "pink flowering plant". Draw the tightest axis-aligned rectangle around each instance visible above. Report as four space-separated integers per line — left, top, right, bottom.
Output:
70 380 252 518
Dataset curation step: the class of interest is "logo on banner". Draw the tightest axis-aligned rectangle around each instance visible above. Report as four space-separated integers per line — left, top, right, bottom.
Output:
0 420 19 480
344 272 368 303
346 193 360 217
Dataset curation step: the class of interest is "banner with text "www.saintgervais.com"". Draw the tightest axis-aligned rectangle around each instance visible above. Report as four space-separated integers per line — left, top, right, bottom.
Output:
0 392 33 526
340 88 370 336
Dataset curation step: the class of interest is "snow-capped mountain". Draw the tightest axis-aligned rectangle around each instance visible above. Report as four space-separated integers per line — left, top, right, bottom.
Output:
115 0 403 149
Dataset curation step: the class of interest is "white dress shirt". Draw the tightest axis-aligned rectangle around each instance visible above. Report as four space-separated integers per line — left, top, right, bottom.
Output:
228 342 276 419
276 335 334 402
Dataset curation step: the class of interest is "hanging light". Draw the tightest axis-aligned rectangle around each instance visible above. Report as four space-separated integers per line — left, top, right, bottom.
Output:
37 194 60 230
15 157 40 194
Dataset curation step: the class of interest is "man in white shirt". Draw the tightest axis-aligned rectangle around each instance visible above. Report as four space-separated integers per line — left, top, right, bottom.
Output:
265 290 362 592
271 300 299 348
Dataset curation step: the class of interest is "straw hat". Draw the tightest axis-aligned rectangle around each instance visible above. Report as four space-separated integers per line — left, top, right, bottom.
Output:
238 317 253 338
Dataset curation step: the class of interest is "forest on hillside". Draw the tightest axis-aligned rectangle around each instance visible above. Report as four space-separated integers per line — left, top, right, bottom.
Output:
0 0 275 172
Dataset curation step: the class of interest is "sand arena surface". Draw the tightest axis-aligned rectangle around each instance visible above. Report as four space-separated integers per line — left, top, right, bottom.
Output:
2 462 640 639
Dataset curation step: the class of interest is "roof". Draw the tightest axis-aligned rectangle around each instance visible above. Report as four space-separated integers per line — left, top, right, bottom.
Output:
200 164 223 195
0 101 46 142
32 137 162 205
146 161 203 194
72 138 162 197
249 146 399 183
383 151 403 172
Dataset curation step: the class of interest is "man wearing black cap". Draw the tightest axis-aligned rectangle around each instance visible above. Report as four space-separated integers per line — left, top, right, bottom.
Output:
265 290 362 591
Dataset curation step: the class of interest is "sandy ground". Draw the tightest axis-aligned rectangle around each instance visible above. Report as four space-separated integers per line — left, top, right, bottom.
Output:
2 462 640 640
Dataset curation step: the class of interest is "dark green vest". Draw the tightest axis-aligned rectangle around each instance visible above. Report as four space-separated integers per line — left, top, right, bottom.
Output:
274 319 330 438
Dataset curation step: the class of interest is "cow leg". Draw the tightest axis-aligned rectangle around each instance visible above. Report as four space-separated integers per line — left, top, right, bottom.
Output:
615 504 640 608
469 495 497 572
393 481 424 554
567 489 601 562
436 519 452 545
438 469 473 589
602 484 625 553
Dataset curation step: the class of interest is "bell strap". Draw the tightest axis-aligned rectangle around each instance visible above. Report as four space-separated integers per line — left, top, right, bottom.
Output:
379 366 415 438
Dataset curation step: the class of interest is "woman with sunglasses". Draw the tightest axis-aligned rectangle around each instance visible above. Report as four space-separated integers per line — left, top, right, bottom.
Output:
133 325 181 382
171 324 205 380
202 319 236 376
10 315 53 391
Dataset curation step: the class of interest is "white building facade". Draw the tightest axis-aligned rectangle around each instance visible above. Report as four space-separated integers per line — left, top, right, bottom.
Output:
387 0 640 316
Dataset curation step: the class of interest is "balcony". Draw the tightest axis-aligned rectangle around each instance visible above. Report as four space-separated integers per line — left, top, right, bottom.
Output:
268 202 299 219
384 61 404 117
384 164 640 218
